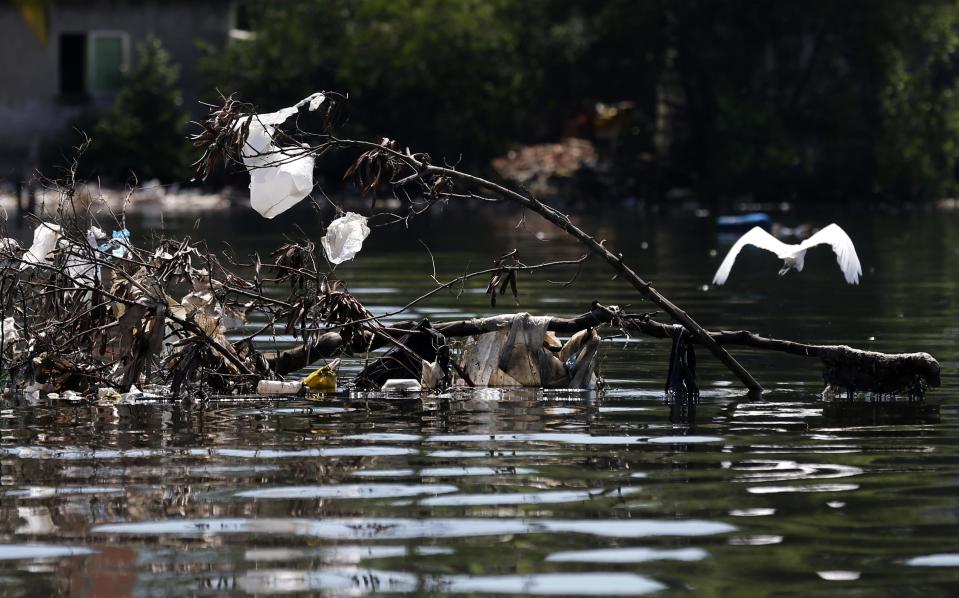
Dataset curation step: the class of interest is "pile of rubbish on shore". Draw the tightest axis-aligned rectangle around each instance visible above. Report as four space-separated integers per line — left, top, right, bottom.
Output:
491 138 598 198
0 180 233 218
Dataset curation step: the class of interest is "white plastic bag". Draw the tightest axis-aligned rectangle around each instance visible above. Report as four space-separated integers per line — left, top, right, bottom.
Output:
64 226 106 284
1 316 17 345
247 146 315 218
20 222 61 268
321 212 371 264
240 93 325 219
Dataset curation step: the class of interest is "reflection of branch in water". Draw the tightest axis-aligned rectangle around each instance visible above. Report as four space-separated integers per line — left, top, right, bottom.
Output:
668 396 698 426
821 401 940 427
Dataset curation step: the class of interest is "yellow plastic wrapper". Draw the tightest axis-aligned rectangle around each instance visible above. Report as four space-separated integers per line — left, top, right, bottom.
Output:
303 359 339 393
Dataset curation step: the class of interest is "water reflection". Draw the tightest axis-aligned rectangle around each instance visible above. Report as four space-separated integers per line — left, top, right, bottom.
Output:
0 545 95 560
234 569 667 595
821 401 941 426
91 517 737 539
0 389 953 595
667 396 698 424
546 547 709 563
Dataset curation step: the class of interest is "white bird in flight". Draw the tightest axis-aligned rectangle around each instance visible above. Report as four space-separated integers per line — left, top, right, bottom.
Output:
712 223 862 285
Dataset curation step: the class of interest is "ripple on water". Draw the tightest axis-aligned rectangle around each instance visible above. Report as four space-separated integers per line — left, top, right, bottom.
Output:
746 483 859 494
428 450 562 458
0 446 414 460
432 572 666 595
353 467 535 478
236 569 665 595
232 406 351 416
419 488 627 506
91 517 736 540
817 571 861 581
215 447 416 458
546 547 708 563
342 433 424 442
0 545 96 560
4 486 124 499
236 484 458 500
726 459 863 483
352 469 417 478
728 535 783 546
243 544 453 564
425 433 649 445
646 435 724 444
729 508 776 517
905 553 959 567
243 546 395 563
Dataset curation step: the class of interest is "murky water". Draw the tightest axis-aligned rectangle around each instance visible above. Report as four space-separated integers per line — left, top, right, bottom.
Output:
2 203 959 596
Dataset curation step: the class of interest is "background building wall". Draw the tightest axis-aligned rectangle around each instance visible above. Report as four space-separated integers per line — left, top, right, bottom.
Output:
0 0 231 175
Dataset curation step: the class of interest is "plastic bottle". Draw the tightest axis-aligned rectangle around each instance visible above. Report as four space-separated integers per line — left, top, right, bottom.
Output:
256 380 303 395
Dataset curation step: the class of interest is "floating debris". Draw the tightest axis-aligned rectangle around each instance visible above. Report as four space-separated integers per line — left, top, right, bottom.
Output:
492 138 598 198
303 359 339 393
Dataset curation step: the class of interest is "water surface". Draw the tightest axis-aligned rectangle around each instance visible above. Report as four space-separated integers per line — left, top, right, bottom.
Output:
2 203 958 596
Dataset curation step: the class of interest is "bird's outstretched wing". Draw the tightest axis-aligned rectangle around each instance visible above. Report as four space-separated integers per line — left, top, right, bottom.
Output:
798 223 862 284
712 227 793 285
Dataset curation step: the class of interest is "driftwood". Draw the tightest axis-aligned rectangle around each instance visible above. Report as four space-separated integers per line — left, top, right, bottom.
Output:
193 92 761 391
631 318 939 397
267 303 940 397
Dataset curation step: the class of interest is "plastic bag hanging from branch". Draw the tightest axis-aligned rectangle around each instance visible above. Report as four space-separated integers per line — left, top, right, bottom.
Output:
322 212 370 265
240 98 321 218
191 93 331 218
20 222 61 268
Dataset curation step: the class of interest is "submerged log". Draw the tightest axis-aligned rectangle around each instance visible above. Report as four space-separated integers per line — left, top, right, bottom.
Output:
631 319 940 397
267 303 940 397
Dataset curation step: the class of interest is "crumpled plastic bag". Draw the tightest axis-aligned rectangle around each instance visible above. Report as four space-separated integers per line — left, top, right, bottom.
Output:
64 226 107 284
321 212 370 264
421 359 446 390
240 93 325 219
457 312 601 389
0 238 21 252
99 228 131 258
20 223 107 281
1 316 17 345
20 222 61 269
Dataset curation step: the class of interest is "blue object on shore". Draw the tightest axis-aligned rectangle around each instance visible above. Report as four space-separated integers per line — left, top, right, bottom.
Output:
716 212 772 231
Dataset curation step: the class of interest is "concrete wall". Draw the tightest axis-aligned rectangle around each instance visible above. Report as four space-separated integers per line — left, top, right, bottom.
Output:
0 0 232 175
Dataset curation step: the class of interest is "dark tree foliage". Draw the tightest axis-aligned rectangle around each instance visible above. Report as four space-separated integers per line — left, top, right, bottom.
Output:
82 35 192 183
197 0 959 201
